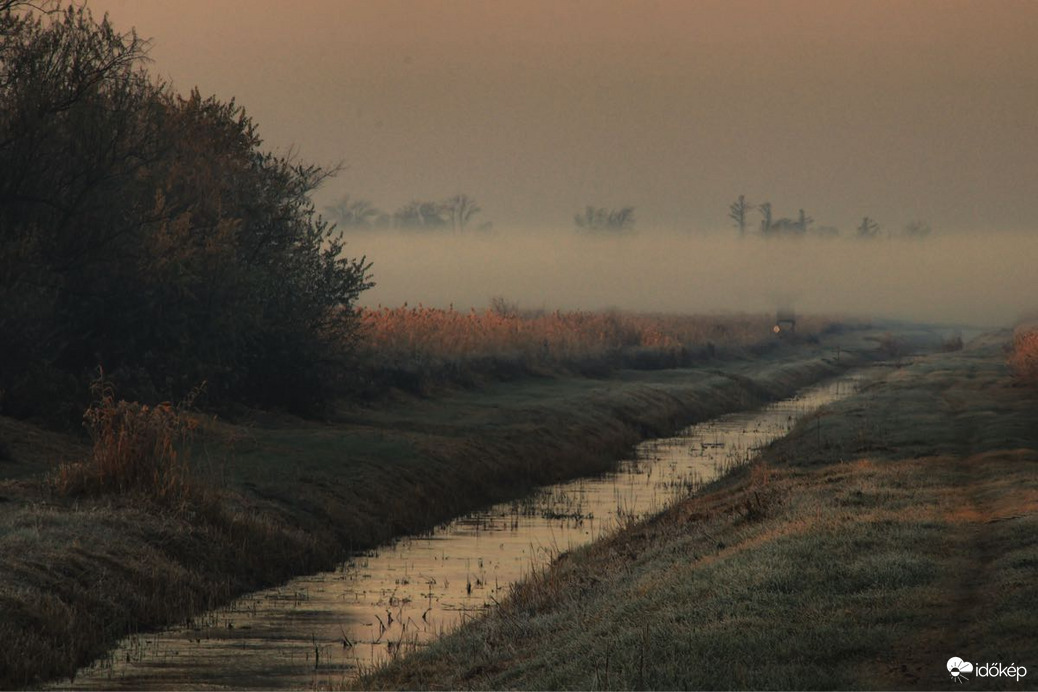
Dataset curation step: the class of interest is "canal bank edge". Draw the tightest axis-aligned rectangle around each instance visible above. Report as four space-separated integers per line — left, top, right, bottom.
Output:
1 326 925 688
358 330 1038 690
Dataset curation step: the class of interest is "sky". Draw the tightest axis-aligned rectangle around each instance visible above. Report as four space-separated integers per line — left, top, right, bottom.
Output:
89 0 1038 233
81 1 1038 325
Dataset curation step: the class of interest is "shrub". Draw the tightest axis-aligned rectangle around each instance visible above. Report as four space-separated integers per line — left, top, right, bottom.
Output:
1008 326 1038 387
55 374 201 502
0 4 372 419
940 334 964 352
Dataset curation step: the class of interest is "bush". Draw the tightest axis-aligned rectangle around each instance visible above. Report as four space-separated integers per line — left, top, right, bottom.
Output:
55 374 201 502
1008 327 1038 387
0 4 372 419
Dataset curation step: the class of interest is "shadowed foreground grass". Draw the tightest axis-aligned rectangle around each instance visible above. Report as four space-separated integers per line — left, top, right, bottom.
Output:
358 332 1038 690
0 326 911 688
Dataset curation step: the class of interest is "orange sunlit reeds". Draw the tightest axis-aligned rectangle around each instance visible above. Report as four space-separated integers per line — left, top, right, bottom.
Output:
354 304 834 389
1008 325 1038 387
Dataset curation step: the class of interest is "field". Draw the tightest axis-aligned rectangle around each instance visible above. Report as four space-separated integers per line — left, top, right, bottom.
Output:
4 3 1036 689
358 331 1038 690
0 312 877 688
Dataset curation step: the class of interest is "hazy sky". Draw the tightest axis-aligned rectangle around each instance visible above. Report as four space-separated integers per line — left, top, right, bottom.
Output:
91 0 1038 233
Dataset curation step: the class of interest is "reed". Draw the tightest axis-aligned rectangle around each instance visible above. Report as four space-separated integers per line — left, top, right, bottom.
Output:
1008 324 1038 386
354 305 836 392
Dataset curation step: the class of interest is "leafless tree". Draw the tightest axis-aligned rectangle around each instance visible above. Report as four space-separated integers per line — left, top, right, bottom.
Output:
758 201 773 234
728 194 752 236
574 206 635 232
856 216 881 238
444 194 481 231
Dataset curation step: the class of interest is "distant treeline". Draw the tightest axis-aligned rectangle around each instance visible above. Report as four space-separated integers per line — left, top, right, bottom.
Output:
326 194 491 232
328 196 640 234
729 194 932 239
0 3 372 421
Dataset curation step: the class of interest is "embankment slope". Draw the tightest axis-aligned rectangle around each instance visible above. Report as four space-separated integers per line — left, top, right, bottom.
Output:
359 331 1038 690
0 326 924 688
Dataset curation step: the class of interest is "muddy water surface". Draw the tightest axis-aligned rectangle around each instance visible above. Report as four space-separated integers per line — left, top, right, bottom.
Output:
62 371 863 690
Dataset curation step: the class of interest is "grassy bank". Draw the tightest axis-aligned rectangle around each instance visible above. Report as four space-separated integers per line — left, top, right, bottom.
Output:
359 331 1038 690
0 325 928 688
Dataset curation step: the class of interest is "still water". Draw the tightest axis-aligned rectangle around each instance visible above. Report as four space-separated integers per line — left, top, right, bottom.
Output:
63 371 863 690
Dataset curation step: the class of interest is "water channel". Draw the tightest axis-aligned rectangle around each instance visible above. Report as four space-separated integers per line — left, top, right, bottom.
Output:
62 370 865 690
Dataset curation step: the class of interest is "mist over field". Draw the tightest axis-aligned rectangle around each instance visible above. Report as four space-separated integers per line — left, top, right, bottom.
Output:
352 229 1037 327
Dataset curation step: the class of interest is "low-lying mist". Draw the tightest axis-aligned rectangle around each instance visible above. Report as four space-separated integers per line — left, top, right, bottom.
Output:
347 229 1037 328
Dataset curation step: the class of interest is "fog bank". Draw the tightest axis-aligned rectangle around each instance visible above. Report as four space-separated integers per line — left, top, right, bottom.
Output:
349 229 1036 327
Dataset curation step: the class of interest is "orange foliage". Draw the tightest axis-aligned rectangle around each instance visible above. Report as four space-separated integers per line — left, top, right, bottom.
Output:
355 305 833 372
1008 326 1038 386
55 374 202 501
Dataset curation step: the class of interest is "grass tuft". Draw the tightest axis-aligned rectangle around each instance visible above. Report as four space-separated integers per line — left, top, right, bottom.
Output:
54 372 203 503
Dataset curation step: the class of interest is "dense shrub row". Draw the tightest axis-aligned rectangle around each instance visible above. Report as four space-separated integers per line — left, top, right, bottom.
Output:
0 3 372 421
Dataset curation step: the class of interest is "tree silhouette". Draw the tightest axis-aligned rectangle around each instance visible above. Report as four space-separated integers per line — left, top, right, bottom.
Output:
574 206 635 232
758 201 773 234
797 209 813 232
393 200 448 229
856 216 881 238
326 195 380 229
0 4 373 416
728 195 753 236
444 194 481 231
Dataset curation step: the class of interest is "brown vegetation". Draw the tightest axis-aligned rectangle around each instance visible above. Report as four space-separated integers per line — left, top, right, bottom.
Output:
355 305 837 393
54 375 202 502
1008 324 1038 386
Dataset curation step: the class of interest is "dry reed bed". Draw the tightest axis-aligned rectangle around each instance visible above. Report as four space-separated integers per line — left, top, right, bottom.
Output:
354 306 836 389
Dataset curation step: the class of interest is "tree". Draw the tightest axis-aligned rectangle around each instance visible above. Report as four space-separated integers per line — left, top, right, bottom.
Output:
0 4 373 417
758 201 773 234
728 195 752 236
856 216 881 238
797 209 813 233
574 206 635 232
393 200 448 229
326 194 380 229
443 194 481 231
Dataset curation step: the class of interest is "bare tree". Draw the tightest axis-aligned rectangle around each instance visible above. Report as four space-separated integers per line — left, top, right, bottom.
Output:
797 209 813 233
393 200 448 229
728 194 752 236
325 194 380 229
574 206 635 232
758 201 773 235
856 216 880 238
443 194 481 231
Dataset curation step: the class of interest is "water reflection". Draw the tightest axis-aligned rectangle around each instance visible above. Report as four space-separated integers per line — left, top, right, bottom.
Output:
63 372 862 690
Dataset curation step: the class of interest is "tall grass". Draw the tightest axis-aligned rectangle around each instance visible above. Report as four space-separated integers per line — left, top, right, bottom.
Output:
355 304 835 391
1008 325 1038 387
54 374 202 502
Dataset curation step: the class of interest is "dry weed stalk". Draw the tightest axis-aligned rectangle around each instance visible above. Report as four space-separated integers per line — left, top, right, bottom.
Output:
55 372 204 502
